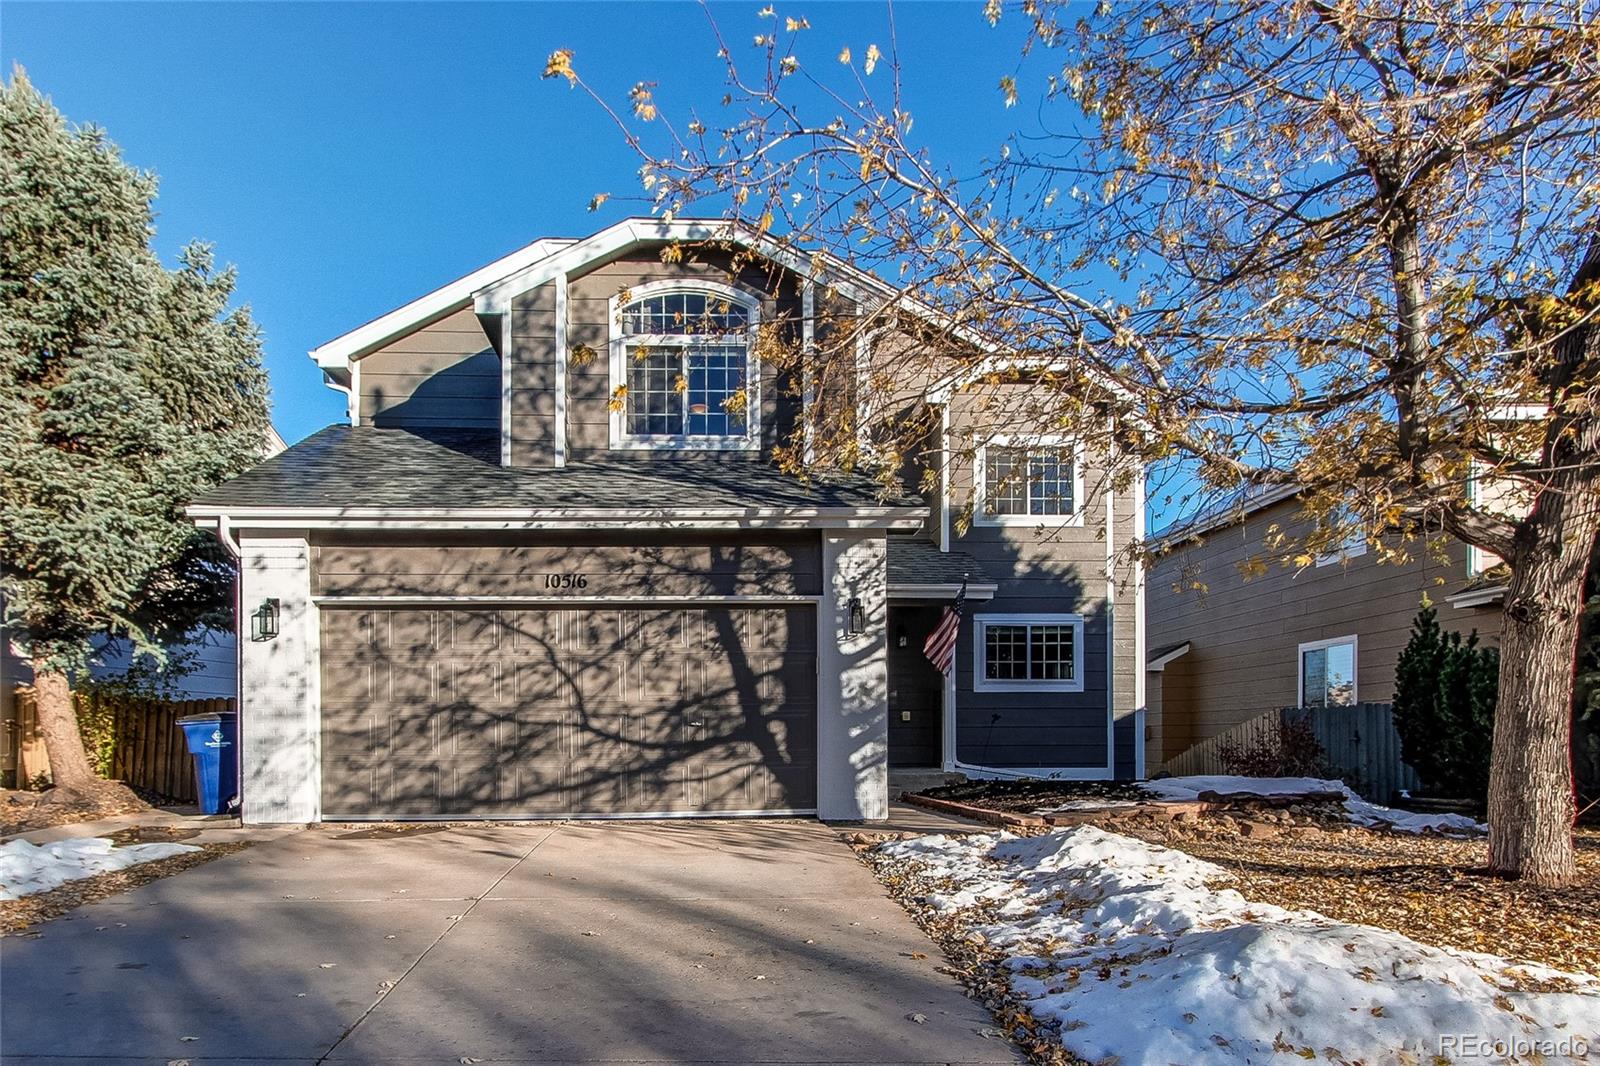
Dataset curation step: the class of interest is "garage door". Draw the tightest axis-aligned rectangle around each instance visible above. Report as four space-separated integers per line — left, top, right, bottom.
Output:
319 606 817 817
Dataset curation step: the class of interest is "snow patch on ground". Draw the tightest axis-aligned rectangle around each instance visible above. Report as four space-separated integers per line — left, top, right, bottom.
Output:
1142 774 1486 834
879 826 1600 1065
0 837 200 899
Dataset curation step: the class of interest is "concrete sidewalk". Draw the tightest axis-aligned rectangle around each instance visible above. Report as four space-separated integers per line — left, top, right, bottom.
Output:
0 818 1021 1065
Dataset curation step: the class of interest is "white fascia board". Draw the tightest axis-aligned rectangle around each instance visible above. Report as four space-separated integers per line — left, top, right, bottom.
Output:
308 237 575 372
1145 641 1192 672
1446 585 1508 609
188 505 928 532
473 217 882 317
887 582 998 600
1153 483 1305 548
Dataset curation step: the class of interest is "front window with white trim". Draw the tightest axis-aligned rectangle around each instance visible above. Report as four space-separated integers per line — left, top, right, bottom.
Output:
1299 636 1357 707
611 284 760 450
973 613 1085 692
977 439 1082 524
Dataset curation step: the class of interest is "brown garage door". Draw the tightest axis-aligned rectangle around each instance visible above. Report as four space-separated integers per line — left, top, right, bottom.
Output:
319 605 817 817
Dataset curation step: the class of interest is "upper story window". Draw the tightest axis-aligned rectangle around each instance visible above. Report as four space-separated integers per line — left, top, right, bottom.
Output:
976 438 1083 526
610 283 761 451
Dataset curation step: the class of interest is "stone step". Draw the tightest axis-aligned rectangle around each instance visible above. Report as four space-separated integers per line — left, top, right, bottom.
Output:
888 768 967 795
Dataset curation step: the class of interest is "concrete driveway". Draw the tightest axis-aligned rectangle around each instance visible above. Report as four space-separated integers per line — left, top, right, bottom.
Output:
1 820 1020 1065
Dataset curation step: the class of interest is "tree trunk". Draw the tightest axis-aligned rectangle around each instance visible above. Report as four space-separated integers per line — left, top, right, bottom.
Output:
29 655 98 793
1488 502 1594 886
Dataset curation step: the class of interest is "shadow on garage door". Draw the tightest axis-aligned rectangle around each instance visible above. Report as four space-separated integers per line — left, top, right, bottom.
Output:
319 605 818 817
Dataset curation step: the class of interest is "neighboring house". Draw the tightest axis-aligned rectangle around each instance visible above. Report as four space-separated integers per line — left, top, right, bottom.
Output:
1145 486 1504 769
187 217 1145 824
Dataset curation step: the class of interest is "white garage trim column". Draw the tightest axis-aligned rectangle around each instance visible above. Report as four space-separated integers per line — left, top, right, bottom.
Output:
816 532 889 821
238 533 321 824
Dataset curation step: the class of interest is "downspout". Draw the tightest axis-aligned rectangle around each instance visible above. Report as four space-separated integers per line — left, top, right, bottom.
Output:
211 515 244 815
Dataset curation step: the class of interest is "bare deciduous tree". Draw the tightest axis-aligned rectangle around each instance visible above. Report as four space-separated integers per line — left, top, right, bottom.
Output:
550 0 1600 884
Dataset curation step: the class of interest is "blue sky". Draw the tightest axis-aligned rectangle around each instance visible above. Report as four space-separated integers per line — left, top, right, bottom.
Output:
3 1 1047 445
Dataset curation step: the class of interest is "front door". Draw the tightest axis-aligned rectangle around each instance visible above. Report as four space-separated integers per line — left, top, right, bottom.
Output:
887 604 944 767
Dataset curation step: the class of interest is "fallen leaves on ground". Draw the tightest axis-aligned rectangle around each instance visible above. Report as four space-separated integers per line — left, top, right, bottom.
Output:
0 842 251 934
1 784 151 836
1149 822 1600 977
922 783 1599 976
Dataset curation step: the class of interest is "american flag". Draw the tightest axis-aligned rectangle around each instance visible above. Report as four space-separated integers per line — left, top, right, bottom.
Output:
923 579 966 675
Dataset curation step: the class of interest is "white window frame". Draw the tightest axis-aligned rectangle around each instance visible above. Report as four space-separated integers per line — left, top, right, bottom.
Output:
1297 634 1359 708
1314 527 1369 567
973 436 1086 527
972 612 1086 693
608 279 762 452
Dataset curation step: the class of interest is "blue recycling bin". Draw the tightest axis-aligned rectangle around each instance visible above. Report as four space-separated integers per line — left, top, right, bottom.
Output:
177 712 238 815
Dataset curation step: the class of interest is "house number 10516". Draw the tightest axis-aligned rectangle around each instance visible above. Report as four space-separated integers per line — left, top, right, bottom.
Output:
543 574 589 590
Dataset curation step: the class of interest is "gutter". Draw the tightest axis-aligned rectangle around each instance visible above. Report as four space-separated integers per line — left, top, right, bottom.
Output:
1446 585 1508 609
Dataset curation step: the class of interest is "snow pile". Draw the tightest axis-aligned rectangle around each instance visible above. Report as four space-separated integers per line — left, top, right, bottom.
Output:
0 837 200 900
880 827 1600 1065
1142 774 1486 834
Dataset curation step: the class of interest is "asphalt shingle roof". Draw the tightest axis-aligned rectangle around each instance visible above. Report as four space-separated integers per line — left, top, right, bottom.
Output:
886 537 991 587
191 426 923 513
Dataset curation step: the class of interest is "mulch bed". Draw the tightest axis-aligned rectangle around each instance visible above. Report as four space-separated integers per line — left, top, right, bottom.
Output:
0 841 250 936
0 783 151 836
917 779 1150 814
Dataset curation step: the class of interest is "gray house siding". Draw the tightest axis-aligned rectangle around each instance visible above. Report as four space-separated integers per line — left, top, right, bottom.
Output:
309 530 822 599
359 307 498 431
560 248 803 462
509 281 559 467
943 388 1141 774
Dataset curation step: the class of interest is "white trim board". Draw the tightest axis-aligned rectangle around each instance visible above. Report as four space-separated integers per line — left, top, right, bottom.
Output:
606 278 762 453
887 582 997 600
1145 641 1191 671
310 237 575 372
314 594 820 607
971 435 1087 528
553 273 569 467
970 612 1088 694
1296 634 1359 707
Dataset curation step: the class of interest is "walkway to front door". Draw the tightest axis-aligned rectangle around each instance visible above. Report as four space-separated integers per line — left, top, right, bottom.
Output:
1 820 1020 1065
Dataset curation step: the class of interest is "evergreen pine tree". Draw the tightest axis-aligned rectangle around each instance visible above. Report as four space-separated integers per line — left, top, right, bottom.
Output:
0 67 270 797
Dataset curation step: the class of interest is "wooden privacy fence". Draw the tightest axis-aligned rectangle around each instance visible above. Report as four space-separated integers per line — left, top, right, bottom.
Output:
1283 702 1421 804
4 687 232 802
1161 710 1283 779
1161 702 1421 804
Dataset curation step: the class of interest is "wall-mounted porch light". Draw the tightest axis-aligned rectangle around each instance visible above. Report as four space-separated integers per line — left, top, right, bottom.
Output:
250 598 280 642
846 596 866 637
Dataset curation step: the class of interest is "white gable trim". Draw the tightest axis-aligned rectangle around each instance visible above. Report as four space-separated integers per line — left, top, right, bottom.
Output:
309 237 575 372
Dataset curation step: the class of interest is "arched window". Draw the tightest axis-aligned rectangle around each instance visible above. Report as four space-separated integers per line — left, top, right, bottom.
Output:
610 283 760 449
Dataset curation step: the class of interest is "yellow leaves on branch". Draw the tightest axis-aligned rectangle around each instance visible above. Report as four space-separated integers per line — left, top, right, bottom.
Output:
587 193 610 212
838 46 851 64
543 49 576 85
999 76 1019 108
630 83 658 122
864 43 882 75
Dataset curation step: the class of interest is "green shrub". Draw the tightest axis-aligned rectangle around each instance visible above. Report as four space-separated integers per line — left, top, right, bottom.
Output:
1393 604 1497 800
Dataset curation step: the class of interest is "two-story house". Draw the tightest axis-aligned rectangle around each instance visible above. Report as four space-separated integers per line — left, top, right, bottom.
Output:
187 218 1144 824
1146 486 1505 769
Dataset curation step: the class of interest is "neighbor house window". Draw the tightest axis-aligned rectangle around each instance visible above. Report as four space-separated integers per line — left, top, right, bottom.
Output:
1299 636 1357 707
973 613 1085 692
611 284 759 449
978 440 1082 524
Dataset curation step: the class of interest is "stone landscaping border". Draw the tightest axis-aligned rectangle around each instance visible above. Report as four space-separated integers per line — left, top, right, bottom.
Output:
898 788 1350 835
